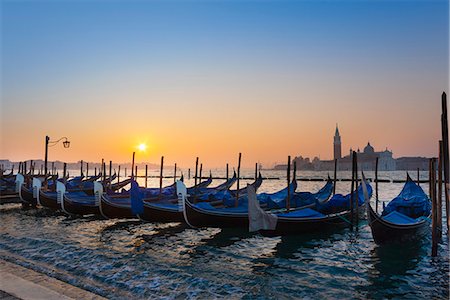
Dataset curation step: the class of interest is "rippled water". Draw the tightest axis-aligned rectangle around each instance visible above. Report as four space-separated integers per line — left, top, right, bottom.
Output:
1 171 448 299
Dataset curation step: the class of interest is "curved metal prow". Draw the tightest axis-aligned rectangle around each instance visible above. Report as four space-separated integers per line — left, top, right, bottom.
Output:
178 180 195 228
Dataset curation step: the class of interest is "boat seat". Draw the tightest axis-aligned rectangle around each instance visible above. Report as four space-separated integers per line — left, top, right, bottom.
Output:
382 211 419 224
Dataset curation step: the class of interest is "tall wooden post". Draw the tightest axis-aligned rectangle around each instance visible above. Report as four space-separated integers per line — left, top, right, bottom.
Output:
417 168 420 186
194 158 199 187
135 166 137 178
188 168 191 180
63 163 67 184
355 152 359 227
95 167 97 177
350 151 356 230
159 156 164 199
226 163 229 181
235 153 242 207
44 136 49 176
375 157 379 213
109 161 112 188
174 163 177 183
431 158 438 257
131 152 135 179
438 142 443 239
333 159 337 195
117 165 120 183
103 162 106 183
145 165 148 188
255 163 258 180
86 163 89 177
199 163 203 182
286 156 291 212
80 160 83 176
440 92 449 232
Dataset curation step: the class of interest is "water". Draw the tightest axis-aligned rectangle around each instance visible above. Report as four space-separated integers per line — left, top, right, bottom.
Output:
1 171 448 299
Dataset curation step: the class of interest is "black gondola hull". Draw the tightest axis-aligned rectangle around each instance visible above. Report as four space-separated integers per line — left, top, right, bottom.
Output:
100 196 135 219
63 197 100 216
39 191 59 210
21 186 37 206
367 204 430 244
184 200 248 228
139 203 184 223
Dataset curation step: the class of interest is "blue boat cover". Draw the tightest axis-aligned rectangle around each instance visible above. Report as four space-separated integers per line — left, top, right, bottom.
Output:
382 178 431 219
130 180 144 214
265 180 333 209
194 202 248 213
382 211 419 224
317 183 372 215
276 208 325 218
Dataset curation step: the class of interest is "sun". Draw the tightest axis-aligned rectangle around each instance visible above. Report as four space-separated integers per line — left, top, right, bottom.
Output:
138 143 147 152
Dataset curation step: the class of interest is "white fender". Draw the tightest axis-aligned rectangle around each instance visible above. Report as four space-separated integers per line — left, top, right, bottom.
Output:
15 173 25 202
94 182 103 207
32 177 42 206
177 180 195 228
56 181 69 214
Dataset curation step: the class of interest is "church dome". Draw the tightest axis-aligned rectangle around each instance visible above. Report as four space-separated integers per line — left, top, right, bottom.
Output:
364 142 375 154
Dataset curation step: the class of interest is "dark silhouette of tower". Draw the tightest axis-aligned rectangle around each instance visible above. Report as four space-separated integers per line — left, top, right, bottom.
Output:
334 124 342 160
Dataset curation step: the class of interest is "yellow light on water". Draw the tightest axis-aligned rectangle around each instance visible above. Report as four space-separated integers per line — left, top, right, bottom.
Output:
138 143 147 152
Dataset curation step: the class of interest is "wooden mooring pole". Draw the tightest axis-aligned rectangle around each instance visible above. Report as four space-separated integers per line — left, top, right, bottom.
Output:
194 158 198 203
159 156 164 199
145 165 148 188
131 152 135 179
431 157 438 257
286 156 291 212
438 141 443 239
109 161 112 188
375 157 379 214
86 163 89 177
80 160 83 176
235 153 242 207
350 151 356 230
174 163 177 183
355 152 359 228
333 159 337 195
417 168 420 186
226 163 229 181
440 92 449 233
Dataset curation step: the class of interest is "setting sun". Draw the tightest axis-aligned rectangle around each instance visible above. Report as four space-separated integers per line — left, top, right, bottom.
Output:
138 143 147 152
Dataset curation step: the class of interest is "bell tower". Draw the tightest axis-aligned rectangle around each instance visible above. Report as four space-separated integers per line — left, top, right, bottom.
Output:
334 124 342 160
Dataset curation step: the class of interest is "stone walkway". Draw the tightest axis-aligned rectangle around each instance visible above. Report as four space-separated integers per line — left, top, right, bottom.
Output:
0 260 107 300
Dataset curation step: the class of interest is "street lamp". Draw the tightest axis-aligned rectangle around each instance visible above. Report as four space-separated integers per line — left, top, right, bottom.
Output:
44 136 70 176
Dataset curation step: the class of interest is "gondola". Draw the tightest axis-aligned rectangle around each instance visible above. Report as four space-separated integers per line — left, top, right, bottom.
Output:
253 181 372 236
136 176 232 222
99 175 219 219
58 181 103 215
182 178 335 229
364 174 431 244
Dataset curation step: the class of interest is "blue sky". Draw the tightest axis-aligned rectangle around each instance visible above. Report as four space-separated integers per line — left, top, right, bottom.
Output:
1 0 448 166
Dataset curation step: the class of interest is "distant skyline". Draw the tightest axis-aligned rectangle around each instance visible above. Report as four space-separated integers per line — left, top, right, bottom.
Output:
1 0 448 168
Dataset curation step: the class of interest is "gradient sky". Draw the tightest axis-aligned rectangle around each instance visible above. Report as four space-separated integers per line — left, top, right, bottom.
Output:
1 0 448 168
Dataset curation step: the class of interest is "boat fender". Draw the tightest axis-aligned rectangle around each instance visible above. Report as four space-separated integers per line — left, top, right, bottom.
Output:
15 173 24 193
32 177 42 206
94 182 103 207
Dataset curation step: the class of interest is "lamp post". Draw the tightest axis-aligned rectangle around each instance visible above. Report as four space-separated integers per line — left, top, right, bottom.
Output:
44 136 70 176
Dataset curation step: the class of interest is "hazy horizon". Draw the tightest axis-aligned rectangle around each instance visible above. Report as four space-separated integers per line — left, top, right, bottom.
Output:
1 0 448 168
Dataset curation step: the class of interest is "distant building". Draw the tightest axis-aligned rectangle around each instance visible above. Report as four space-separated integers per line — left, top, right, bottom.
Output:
273 125 430 171
336 142 396 171
333 125 342 160
395 157 429 171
